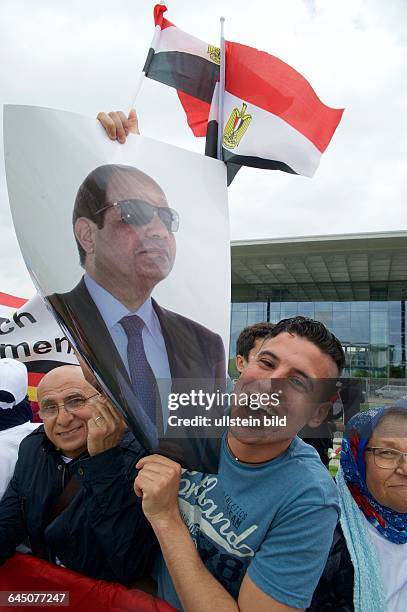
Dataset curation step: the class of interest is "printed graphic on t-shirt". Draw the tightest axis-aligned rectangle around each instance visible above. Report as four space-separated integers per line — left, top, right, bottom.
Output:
178 470 258 596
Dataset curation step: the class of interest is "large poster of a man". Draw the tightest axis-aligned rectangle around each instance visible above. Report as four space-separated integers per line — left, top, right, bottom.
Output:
4 106 230 471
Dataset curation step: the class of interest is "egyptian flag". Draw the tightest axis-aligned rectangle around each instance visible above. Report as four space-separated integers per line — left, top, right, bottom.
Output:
144 4 220 136
206 41 344 177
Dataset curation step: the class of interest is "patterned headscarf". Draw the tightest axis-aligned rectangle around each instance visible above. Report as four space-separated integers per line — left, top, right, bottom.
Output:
340 406 407 545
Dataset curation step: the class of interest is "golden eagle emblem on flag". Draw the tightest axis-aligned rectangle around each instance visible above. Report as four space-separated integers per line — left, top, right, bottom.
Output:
223 103 252 149
207 44 221 65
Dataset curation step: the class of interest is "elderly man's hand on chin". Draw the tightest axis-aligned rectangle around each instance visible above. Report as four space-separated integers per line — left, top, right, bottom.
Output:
97 109 139 143
87 395 127 456
134 454 182 526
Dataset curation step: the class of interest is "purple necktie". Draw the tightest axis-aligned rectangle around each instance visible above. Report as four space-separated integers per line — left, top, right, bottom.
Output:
120 315 159 427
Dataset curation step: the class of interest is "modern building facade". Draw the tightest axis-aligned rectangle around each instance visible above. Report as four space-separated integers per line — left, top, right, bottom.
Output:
230 231 407 386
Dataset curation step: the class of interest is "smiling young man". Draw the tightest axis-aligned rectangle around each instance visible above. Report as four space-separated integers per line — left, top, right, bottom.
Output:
0 364 156 584
134 316 344 611
234 321 337 466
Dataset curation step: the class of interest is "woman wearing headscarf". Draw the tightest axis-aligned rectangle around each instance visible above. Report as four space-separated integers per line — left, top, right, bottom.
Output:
309 405 407 612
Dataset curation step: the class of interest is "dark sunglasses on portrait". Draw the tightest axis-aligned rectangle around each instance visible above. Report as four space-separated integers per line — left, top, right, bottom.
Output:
95 199 180 233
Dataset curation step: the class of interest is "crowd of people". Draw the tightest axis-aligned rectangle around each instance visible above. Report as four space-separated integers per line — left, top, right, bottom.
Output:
0 111 405 611
0 315 406 611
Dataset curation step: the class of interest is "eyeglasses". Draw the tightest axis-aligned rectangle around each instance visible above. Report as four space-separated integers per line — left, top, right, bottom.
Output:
95 200 179 233
39 392 100 420
365 446 407 469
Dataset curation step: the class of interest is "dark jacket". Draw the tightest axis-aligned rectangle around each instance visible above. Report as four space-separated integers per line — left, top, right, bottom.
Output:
0 426 157 585
0 396 32 431
308 523 354 611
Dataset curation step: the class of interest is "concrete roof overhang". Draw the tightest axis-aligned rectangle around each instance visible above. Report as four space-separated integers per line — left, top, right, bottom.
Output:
231 231 407 302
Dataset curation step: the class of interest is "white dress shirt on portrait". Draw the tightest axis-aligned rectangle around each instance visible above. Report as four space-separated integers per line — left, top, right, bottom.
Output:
84 274 171 430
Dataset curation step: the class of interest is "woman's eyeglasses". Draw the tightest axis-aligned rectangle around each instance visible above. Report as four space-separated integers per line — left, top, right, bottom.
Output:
365 446 407 469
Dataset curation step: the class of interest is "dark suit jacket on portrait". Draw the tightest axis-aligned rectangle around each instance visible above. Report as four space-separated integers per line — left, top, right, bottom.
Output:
46 278 226 472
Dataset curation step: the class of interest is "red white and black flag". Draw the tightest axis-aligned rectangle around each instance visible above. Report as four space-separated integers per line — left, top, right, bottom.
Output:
207 42 344 177
144 3 220 136
144 5 343 180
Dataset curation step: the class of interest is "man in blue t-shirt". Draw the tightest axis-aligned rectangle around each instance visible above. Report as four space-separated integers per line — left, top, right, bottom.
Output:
134 316 344 611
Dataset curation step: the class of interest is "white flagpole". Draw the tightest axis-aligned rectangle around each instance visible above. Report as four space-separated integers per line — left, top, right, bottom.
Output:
216 16 226 160
130 0 165 109
130 73 147 110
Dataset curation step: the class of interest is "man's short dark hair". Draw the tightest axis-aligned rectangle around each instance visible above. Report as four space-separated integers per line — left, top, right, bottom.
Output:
266 316 346 374
72 164 155 266
236 322 275 361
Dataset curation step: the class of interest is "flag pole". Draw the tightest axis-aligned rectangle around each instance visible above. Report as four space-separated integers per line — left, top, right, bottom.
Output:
130 0 165 108
216 16 226 160
130 73 146 109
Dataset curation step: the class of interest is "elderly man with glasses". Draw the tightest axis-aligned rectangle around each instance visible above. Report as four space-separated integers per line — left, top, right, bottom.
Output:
0 364 157 584
46 163 225 470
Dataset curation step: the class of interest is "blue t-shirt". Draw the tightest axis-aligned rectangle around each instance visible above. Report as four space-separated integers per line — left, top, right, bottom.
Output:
157 435 339 610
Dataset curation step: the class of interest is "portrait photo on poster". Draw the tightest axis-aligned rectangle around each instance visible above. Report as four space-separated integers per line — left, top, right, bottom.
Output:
4 105 230 472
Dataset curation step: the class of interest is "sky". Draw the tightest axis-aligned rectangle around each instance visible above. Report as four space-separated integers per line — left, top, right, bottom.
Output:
1 0 407 297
